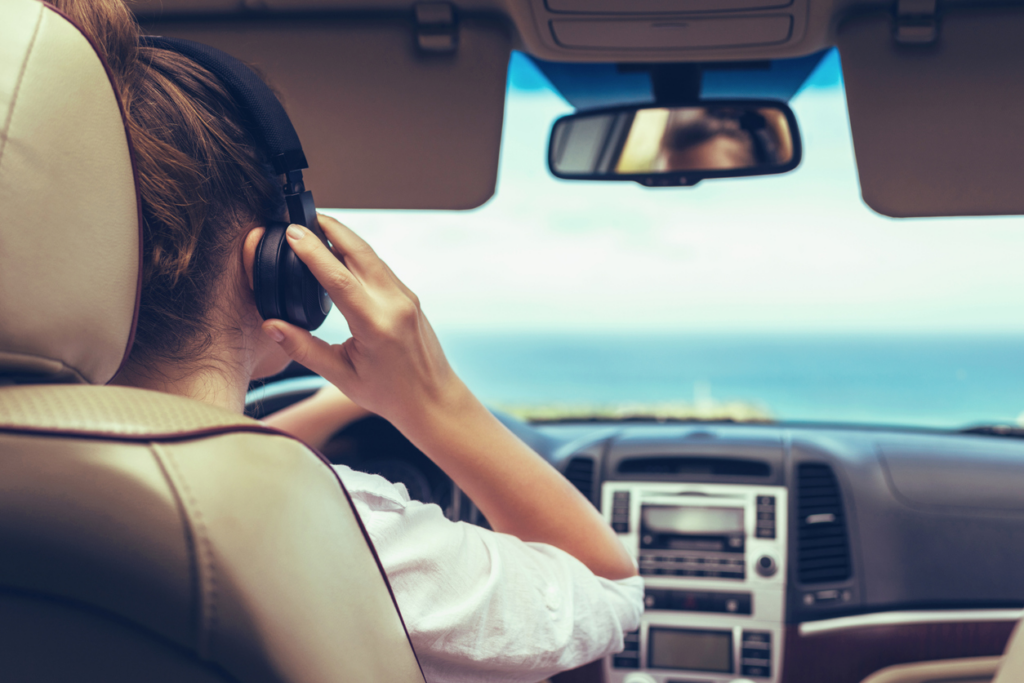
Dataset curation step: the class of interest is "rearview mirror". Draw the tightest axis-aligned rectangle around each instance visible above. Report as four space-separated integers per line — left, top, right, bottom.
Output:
548 101 801 187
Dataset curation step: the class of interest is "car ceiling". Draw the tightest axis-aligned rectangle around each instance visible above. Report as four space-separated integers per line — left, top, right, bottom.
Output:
135 0 1024 217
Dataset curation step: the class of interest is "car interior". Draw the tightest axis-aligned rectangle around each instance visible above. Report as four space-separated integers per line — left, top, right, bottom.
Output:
3 0 1024 682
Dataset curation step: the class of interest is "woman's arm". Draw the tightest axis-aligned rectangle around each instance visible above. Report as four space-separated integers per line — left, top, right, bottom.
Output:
260 215 636 581
262 384 370 451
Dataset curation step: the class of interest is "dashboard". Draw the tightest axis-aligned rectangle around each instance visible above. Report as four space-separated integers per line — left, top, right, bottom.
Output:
247 378 1024 683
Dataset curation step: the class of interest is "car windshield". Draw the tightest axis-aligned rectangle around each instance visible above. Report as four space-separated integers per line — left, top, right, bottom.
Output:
322 50 1024 431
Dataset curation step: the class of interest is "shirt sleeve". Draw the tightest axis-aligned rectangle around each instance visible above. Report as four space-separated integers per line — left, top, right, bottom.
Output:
335 465 644 683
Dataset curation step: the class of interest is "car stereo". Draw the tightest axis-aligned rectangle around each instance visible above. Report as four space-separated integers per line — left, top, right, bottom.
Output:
603 482 787 683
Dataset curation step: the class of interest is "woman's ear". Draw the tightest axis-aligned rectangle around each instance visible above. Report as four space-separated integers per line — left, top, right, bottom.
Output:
241 227 265 291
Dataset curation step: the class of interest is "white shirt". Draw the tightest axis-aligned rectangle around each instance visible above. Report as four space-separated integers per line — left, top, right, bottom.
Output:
335 465 645 683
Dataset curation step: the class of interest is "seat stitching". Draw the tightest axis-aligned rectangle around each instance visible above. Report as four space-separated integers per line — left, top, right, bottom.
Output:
0 3 43 166
149 442 202 651
154 442 218 660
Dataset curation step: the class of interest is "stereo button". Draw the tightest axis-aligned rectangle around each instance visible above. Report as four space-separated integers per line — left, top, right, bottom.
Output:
741 665 770 677
755 555 777 577
610 492 630 533
613 655 639 669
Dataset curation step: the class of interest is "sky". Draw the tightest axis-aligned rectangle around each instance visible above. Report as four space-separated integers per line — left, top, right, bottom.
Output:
320 50 1024 341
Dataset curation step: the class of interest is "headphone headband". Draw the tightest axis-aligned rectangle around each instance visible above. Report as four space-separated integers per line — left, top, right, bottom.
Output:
140 36 307 174
138 34 331 331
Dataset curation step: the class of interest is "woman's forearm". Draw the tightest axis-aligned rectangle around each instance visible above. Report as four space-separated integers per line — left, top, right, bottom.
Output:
394 379 638 581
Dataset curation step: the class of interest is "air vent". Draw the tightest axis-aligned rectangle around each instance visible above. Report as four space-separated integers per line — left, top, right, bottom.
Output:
564 457 596 504
618 457 770 478
796 463 852 584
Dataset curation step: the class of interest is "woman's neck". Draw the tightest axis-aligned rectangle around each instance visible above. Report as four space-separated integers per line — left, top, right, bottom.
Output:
113 274 267 412
112 354 253 413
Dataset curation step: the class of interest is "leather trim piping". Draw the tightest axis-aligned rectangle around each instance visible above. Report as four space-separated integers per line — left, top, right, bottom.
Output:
0 420 428 681
0 423 278 443
42 3 144 381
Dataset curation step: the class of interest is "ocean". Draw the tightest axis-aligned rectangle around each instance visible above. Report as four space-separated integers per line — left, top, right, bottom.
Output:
438 333 1024 430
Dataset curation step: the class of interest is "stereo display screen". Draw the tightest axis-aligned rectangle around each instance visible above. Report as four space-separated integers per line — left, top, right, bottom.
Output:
648 627 733 672
642 506 744 535
640 505 746 552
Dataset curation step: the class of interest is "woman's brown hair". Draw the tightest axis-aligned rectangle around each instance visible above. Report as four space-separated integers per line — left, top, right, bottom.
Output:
48 0 285 373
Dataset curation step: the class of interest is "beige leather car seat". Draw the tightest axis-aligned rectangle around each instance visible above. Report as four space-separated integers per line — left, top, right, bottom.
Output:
0 3 425 682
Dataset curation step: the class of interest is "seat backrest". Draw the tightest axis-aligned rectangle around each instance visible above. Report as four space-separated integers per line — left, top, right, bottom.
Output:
0 384 425 683
0 2 424 681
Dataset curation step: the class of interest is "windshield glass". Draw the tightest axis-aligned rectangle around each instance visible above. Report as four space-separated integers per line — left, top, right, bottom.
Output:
322 50 1024 430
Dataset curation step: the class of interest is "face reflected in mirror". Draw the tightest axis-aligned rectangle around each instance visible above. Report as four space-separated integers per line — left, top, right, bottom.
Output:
549 102 799 184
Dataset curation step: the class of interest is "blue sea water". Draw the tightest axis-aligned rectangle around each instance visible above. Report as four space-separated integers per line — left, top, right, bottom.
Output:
438 333 1024 430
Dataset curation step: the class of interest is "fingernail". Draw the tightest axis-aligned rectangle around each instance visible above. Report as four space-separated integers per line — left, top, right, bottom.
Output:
286 225 305 241
264 325 285 343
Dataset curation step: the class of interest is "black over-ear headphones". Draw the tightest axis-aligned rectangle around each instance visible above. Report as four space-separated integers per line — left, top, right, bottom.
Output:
140 36 333 331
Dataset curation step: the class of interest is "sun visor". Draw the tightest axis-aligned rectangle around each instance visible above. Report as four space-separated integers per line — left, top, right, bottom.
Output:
141 16 510 210
837 6 1024 218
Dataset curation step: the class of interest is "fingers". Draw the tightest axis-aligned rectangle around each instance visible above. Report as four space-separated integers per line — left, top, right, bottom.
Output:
316 214 388 283
317 213 372 254
283 225 367 319
315 215 419 306
262 319 354 386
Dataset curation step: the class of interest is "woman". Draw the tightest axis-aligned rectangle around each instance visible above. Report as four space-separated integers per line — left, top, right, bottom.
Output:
53 1 643 681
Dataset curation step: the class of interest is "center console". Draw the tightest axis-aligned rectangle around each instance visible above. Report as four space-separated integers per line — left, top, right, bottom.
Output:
602 482 787 683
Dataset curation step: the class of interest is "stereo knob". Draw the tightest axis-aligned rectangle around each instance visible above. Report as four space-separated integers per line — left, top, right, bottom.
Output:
755 555 777 577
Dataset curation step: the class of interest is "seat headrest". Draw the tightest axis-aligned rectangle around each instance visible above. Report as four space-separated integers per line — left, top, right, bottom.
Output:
0 0 140 386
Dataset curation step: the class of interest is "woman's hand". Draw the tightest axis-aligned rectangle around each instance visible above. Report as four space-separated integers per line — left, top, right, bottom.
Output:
261 214 468 432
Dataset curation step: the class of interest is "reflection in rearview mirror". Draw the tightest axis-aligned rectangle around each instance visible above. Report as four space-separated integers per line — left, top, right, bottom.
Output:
549 101 801 186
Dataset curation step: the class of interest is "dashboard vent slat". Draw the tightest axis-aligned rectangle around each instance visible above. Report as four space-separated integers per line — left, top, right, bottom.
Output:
796 463 852 585
617 457 770 477
564 457 595 505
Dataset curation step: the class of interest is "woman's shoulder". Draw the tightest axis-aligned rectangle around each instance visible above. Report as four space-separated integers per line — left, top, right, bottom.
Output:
332 464 412 512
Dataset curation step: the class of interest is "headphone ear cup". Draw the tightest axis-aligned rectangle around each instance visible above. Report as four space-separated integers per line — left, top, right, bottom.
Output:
253 222 288 321
281 244 331 331
254 221 331 331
